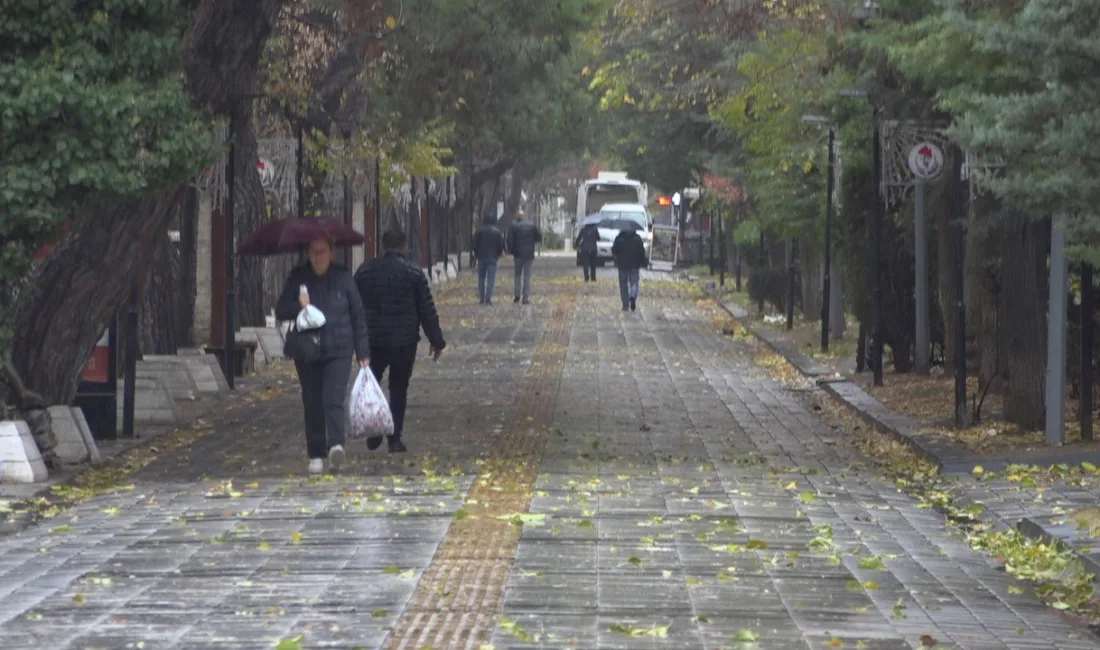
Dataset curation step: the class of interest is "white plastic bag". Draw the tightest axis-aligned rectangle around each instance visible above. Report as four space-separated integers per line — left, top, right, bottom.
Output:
349 368 395 439
296 305 326 330
295 285 327 331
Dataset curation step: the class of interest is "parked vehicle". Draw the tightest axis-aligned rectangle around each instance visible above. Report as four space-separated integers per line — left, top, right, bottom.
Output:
574 203 652 267
575 172 648 223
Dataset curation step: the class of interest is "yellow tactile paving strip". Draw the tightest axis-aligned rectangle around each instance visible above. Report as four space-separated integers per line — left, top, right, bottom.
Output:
384 292 576 650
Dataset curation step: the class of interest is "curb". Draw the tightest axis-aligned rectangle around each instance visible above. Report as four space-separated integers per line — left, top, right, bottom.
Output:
714 296 980 476
0 371 277 538
710 292 1099 572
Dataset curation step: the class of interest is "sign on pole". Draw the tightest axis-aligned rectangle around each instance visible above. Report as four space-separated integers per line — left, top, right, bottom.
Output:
908 143 944 180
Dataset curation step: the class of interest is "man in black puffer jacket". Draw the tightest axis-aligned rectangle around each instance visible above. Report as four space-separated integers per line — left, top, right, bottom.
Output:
354 229 446 453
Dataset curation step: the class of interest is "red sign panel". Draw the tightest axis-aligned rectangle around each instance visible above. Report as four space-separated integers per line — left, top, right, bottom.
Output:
82 330 110 383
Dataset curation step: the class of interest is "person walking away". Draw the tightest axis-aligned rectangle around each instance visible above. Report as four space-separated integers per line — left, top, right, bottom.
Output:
612 228 648 312
575 221 600 282
276 238 371 475
473 213 506 304
507 210 541 304
354 229 446 452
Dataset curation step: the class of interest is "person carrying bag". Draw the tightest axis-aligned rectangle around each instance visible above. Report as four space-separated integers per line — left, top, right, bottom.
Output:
276 238 370 475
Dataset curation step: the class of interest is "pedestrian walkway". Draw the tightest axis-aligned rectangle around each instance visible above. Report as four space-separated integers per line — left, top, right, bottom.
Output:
0 259 1096 649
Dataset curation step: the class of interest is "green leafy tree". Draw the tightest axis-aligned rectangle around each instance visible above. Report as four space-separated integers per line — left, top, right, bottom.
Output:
0 0 212 362
5 0 282 406
855 0 1061 426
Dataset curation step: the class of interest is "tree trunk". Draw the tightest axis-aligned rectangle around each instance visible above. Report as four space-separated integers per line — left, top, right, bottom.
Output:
829 262 846 340
184 0 284 328
934 152 962 374
504 164 527 221
965 190 1002 390
488 173 503 227
140 229 184 355
1000 212 1050 430
11 190 188 404
233 104 271 327
801 248 822 323
11 0 284 404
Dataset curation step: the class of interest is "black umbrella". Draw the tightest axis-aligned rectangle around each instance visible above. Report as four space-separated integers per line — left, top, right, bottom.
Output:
579 213 604 228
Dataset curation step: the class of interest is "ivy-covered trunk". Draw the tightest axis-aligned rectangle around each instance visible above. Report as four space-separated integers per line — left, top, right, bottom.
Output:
999 212 1050 430
9 0 283 404
11 190 187 404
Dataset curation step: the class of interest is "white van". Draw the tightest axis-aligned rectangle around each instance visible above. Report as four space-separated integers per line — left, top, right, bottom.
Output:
593 203 652 267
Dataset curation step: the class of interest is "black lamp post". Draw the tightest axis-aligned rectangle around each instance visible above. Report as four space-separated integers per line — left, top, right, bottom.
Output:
801 115 836 352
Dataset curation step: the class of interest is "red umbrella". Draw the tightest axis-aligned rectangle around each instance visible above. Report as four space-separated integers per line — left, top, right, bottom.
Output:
238 217 365 256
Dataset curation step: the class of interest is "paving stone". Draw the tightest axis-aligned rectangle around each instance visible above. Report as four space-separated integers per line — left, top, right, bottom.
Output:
2 261 1099 649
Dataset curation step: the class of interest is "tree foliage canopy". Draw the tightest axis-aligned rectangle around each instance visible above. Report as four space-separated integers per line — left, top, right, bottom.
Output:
0 0 213 356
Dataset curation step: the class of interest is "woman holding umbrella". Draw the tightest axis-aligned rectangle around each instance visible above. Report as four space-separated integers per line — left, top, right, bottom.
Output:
254 219 370 474
575 213 601 283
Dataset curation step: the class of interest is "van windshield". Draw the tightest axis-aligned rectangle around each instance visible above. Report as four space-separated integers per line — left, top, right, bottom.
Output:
586 185 641 213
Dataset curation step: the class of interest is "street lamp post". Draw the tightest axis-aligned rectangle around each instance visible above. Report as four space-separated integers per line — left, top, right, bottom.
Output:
801 114 835 352
871 118 884 386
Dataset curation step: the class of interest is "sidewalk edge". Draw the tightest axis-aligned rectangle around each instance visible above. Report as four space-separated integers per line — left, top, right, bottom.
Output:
710 291 1100 574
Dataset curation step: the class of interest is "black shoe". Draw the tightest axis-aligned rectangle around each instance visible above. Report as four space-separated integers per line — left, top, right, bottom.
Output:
388 437 407 453
486 299 493 305
630 297 636 311
522 299 530 305
514 296 520 304
366 435 384 451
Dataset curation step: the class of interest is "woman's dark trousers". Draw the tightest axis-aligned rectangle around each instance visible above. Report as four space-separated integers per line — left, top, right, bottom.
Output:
582 251 598 281
295 357 352 459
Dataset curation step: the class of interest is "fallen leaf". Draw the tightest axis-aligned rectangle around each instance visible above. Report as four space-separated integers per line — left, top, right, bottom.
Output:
732 629 759 644
275 637 303 650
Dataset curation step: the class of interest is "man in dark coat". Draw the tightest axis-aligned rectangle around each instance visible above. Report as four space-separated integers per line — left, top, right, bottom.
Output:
354 229 446 452
612 228 648 312
507 210 542 304
575 221 600 282
473 213 506 304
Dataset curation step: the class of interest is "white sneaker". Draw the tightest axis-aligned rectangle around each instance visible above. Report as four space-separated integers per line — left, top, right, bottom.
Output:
308 458 324 475
328 445 345 472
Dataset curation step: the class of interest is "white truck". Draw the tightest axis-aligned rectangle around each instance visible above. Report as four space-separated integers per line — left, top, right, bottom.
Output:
576 172 648 222
573 172 651 266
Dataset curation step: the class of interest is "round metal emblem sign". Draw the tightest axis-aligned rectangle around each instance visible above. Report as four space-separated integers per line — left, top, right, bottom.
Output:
908 143 944 180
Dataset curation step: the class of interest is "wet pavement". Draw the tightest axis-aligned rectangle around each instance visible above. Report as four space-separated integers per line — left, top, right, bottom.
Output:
1 258 1097 650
